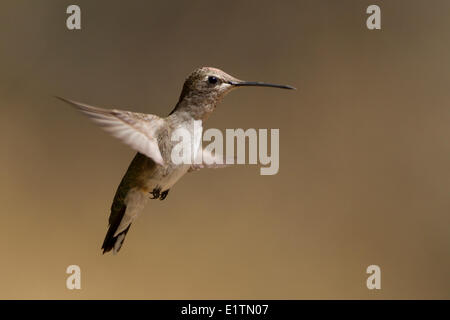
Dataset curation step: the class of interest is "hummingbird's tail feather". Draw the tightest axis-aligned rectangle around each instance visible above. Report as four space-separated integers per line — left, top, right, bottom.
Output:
101 204 131 254
102 185 149 254
102 224 132 254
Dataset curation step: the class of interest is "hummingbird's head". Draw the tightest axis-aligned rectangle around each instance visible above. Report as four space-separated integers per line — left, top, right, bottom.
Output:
171 67 295 120
179 67 240 101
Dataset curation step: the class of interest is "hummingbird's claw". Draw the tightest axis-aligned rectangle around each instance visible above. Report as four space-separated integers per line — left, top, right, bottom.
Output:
149 188 169 200
160 190 169 200
149 188 161 199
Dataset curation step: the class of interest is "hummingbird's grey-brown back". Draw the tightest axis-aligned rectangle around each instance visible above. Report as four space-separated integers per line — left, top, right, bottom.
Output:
58 67 294 254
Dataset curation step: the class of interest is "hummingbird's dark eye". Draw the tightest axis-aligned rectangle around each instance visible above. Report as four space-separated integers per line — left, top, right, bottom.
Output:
207 76 218 85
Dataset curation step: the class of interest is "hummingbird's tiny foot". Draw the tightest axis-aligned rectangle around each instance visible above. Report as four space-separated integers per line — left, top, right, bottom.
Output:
160 190 169 200
149 188 161 199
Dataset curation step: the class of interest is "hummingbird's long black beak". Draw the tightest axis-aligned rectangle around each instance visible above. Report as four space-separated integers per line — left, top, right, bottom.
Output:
229 81 296 90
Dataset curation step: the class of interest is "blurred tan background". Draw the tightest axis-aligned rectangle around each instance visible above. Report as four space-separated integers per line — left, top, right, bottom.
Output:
0 0 449 299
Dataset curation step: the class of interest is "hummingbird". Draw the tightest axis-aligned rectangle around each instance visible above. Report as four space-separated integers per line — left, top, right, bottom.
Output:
58 67 294 254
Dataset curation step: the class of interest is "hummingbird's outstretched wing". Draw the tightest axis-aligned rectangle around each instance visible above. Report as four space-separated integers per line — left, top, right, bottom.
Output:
57 97 165 165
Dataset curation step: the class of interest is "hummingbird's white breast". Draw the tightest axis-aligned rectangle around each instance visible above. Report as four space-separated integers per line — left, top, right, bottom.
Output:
147 119 203 192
